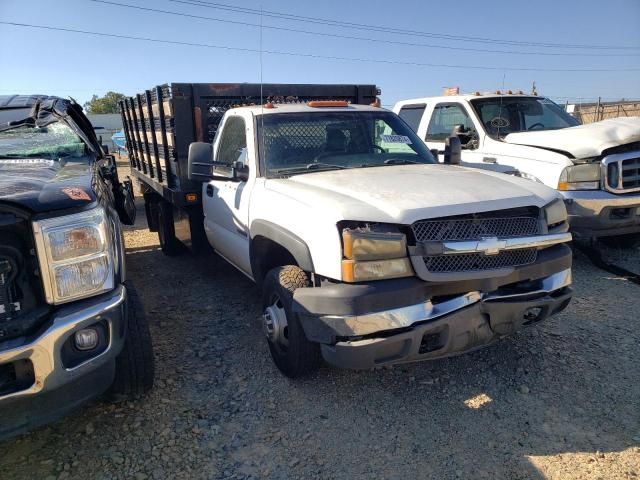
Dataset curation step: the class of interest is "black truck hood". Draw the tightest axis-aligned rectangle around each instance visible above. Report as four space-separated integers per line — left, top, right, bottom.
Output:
0 159 96 213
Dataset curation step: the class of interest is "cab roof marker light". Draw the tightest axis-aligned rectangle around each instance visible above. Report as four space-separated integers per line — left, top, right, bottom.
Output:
307 100 350 108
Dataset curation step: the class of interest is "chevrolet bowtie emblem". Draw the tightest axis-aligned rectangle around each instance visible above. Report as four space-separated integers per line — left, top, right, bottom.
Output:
477 237 507 256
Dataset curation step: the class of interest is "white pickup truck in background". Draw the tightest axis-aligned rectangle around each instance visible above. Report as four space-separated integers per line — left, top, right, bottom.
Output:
393 94 640 244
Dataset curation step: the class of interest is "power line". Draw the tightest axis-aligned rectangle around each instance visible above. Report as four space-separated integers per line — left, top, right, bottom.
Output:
2 21 640 73
87 0 640 58
172 0 640 51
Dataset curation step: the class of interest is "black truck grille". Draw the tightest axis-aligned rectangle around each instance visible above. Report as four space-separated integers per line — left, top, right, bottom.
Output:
411 216 540 242
411 210 542 275
0 258 19 324
423 249 538 273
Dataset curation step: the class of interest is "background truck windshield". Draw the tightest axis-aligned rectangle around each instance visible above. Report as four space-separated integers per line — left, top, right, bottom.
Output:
258 110 436 176
470 97 580 138
0 122 86 160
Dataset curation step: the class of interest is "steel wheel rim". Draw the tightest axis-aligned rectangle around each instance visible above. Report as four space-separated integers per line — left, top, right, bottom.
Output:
263 293 289 353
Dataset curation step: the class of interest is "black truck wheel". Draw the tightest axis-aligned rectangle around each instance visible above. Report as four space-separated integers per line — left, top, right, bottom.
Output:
157 201 182 256
262 266 321 378
110 282 154 398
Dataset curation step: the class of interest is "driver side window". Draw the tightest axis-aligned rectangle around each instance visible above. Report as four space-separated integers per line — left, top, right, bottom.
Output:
216 116 247 166
425 104 474 142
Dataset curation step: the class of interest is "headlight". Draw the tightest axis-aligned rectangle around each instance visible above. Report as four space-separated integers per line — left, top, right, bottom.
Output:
558 164 601 191
544 199 568 227
341 228 413 282
33 208 115 304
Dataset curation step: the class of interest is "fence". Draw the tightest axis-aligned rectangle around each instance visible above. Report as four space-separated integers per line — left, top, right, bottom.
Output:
567 99 640 124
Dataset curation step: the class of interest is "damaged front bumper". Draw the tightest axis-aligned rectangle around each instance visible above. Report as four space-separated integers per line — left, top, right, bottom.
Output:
294 249 572 369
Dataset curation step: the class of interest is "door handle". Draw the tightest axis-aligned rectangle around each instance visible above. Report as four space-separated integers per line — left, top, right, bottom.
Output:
206 184 214 197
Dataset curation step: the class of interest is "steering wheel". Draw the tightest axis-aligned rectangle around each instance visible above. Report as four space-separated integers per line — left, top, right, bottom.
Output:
528 122 545 130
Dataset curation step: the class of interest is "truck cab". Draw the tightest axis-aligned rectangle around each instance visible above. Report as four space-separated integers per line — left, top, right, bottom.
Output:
0 95 153 439
393 94 640 240
185 100 573 377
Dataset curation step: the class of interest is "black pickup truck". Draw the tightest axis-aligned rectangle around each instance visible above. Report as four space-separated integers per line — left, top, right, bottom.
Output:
0 95 154 439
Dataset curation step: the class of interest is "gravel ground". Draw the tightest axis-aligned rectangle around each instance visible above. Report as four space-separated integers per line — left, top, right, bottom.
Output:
1 167 639 479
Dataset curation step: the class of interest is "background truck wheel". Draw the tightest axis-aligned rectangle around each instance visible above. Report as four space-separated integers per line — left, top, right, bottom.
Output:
157 201 181 256
110 282 154 399
262 266 321 378
599 233 640 249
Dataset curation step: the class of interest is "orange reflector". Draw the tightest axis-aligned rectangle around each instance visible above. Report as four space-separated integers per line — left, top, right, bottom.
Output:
370 98 381 108
341 260 355 283
307 100 349 108
507 90 513 94
474 91 481 96
558 182 569 191
495 90 501 95
263 102 275 109
185 193 198 202
518 90 524 94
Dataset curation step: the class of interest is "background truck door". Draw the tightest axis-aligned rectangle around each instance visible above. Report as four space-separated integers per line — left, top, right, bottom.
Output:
203 114 253 275
424 102 487 167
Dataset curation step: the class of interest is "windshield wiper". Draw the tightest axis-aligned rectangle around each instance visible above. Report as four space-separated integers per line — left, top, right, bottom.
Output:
383 158 420 165
305 162 347 170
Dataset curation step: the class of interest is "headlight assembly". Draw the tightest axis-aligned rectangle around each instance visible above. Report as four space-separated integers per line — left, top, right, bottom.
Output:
341 227 413 282
543 199 568 227
558 164 601 191
33 207 115 304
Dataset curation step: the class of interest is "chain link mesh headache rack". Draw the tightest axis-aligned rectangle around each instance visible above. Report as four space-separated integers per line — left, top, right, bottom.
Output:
119 83 379 253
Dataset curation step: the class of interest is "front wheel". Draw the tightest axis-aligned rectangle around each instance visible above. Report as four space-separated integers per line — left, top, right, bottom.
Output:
262 266 321 378
110 282 154 399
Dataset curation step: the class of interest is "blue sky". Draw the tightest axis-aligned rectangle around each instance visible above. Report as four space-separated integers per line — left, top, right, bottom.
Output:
1 0 639 107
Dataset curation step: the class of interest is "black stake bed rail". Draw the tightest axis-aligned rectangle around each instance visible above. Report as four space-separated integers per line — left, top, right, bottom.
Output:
119 83 379 207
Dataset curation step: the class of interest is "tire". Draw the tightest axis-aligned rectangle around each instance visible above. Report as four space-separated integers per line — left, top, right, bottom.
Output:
599 233 640 249
110 282 154 399
157 201 181 256
262 266 321 378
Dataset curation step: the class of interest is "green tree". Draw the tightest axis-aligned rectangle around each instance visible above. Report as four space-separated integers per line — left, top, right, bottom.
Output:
83 91 126 114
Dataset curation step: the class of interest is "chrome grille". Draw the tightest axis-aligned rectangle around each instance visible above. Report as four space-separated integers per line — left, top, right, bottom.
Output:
604 153 640 193
424 249 538 273
411 216 540 242
622 157 640 190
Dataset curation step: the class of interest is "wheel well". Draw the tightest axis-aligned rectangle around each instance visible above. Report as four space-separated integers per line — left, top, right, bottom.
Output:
251 236 299 285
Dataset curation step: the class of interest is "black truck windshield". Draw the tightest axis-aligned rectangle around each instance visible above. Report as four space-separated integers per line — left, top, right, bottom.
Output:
0 122 87 160
257 110 436 176
470 97 580 138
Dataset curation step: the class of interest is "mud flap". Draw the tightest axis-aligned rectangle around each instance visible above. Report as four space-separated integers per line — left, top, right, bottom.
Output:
115 177 136 226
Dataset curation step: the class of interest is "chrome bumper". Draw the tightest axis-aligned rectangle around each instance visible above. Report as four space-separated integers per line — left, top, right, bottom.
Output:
562 190 640 237
0 286 127 402
316 269 571 338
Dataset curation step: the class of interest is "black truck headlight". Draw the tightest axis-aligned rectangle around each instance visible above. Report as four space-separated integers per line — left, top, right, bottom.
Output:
33 207 115 304
341 228 413 282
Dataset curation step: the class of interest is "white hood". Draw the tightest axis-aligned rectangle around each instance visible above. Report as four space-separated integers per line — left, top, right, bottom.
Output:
267 164 559 225
503 117 640 159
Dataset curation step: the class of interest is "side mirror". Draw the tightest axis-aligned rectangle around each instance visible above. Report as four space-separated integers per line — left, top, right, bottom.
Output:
233 161 250 182
444 136 462 165
188 142 214 181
